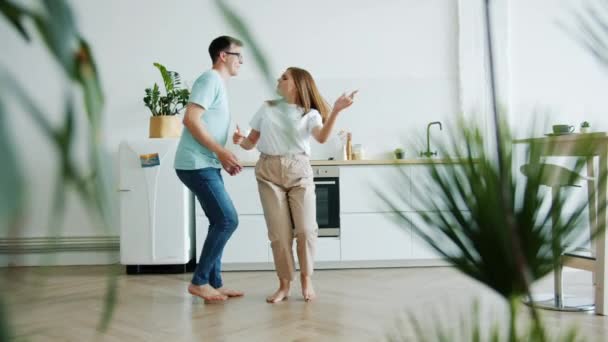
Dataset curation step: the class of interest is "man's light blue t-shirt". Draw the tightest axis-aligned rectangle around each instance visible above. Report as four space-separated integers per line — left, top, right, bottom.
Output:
174 70 230 170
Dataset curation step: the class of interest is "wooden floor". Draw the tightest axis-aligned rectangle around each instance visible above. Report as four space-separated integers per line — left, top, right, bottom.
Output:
2 265 608 341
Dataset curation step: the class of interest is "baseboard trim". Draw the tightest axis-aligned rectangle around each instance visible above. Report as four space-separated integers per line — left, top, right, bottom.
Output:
221 259 451 271
0 236 119 267
0 236 119 253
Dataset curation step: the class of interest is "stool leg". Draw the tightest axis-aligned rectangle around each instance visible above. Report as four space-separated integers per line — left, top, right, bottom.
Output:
555 258 564 308
586 157 597 287
551 186 563 308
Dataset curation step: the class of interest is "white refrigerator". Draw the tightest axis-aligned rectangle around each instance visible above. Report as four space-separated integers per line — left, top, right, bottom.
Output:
118 138 194 274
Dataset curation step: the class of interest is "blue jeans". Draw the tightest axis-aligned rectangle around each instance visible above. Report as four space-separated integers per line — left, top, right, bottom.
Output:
176 168 238 288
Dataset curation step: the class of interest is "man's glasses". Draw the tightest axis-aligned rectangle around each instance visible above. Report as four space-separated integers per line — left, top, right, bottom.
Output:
224 51 243 63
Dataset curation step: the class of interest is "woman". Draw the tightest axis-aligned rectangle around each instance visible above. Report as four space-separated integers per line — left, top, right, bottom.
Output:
233 67 357 303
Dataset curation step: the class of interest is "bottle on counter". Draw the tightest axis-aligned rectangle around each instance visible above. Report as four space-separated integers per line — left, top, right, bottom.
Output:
346 132 352 160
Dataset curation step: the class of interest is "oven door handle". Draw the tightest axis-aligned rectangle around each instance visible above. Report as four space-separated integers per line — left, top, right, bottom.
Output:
314 181 336 185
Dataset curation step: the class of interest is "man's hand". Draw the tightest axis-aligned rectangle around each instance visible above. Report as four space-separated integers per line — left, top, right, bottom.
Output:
216 148 242 176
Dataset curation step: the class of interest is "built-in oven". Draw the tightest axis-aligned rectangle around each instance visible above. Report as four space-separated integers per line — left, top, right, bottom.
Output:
313 166 340 237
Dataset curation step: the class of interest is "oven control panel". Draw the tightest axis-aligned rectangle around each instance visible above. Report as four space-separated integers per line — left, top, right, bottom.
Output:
312 166 339 178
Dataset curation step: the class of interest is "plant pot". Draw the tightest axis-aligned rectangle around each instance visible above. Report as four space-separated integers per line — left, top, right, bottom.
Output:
149 116 182 138
394 151 404 159
580 127 590 134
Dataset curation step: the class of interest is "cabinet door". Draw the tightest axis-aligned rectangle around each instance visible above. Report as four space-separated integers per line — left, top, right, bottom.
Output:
223 215 269 263
408 165 468 211
224 168 264 214
195 216 209 261
315 237 341 261
194 168 263 217
407 212 446 260
341 213 411 260
340 166 411 213
195 215 269 263
286 237 341 268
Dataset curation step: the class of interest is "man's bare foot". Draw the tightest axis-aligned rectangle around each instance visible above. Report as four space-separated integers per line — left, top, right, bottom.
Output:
188 284 227 302
300 275 316 302
217 287 244 297
266 288 290 303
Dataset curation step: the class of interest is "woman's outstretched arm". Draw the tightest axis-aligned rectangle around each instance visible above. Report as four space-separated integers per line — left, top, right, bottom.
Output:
312 90 358 144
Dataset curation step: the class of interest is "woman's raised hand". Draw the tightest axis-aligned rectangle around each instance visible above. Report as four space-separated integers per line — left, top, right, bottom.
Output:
233 125 246 145
333 90 358 113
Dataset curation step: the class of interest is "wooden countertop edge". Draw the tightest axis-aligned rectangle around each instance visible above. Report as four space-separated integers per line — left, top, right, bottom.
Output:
514 132 608 143
240 158 474 167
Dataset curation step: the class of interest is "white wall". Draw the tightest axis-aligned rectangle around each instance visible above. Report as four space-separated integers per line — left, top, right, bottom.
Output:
508 0 608 133
4 0 604 265
1 0 459 241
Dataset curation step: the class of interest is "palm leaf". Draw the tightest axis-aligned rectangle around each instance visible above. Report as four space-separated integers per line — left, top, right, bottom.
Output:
215 0 275 91
0 80 25 238
170 70 182 89
75 39 105 125
563 0 608 68
389 300 581 341
380 120 599 301
0 0 115 333
153 62 175 93
0 0 31 40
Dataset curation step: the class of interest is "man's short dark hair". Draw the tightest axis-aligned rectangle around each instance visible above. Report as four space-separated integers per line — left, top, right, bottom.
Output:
209 36 243 64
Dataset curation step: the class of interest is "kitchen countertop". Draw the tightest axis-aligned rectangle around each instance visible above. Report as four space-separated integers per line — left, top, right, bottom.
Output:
240 158 471 167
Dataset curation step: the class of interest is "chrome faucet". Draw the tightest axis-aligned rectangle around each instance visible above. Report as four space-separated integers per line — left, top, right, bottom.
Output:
420 121 442 157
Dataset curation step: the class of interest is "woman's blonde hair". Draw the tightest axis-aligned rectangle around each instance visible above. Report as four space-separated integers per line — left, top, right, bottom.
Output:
270 67 331 123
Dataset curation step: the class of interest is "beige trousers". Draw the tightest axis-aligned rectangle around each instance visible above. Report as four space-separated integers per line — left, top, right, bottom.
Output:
255 153 318 280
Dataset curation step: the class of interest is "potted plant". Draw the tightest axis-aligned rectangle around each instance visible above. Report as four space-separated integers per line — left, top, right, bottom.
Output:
379 120 601 341
143 62 190 138
378 0 608 338
580 121 591 133
393 148 404 159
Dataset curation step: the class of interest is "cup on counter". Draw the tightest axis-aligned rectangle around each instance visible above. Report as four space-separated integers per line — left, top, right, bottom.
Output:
351 144 363 160
552 124 574 134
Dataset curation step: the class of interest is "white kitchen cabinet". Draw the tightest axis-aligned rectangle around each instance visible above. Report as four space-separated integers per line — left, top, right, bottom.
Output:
224 215 269 263
407 212 442 259
341 213 411 260
194 168 263 216
194 216 208 261
195 214 269 263
340 166 411 213
407 164 468 211
315 237 341 261
286 237 341 268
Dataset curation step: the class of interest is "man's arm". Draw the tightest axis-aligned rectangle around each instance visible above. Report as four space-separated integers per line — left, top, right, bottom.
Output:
183 103 241 174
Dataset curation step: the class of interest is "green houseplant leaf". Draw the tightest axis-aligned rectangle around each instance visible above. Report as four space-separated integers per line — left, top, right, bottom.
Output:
0 78 25 239
153 62 176 93
0 0 31 40
144 63 189 116
379 1 606 340
0 0 115 334
215 0 275 91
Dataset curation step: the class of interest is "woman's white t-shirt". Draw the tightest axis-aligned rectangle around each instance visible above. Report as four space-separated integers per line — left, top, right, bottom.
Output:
249 100 323 156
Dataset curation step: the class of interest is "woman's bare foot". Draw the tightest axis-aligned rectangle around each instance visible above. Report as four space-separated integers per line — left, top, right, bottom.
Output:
217 287 244 297
188 284 227 302
300 275 316 302
266 288 290 303
266 278 291 304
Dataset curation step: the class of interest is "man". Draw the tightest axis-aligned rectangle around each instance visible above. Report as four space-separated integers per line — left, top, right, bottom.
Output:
174 36 244 302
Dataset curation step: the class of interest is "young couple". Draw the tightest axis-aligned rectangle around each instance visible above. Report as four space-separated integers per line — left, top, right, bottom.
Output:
174 36 357 304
